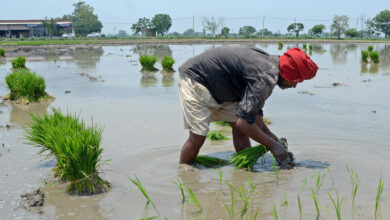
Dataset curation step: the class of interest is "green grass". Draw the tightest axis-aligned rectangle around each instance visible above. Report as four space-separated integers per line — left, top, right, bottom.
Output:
161 56 175 73
195 155 230 168
5 69 46 102
370 51 380 63
368 45 374 52
26 108 110 195
231 145 268 169
0 48 5 57
139 55 158 72
207 130 230 140
361 51 369 63
11 56 27 69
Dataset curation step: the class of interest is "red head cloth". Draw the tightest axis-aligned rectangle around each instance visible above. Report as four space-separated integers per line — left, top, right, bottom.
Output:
279 48 318 83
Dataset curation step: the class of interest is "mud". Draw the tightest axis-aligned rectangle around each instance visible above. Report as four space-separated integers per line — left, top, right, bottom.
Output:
298 90 315 95
20 189 44 210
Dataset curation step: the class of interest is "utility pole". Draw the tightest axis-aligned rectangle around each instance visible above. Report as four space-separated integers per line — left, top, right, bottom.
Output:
262 16 265 37
192 15 195 39
361 16 364 39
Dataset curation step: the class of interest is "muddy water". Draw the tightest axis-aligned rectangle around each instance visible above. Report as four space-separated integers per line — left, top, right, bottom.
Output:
0 42 390 219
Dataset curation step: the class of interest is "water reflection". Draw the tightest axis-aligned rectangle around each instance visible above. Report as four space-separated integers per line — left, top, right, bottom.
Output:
361 63 379 74
73 47 104 69
369 63 379 74
132 44 172 59
9 102 51 126
140 74 158 87
379 45 390 69
330 44 348 64
0 59 5 66
161 72 175 87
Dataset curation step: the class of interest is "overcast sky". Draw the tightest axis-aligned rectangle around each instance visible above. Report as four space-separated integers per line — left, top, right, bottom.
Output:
1 0 388 35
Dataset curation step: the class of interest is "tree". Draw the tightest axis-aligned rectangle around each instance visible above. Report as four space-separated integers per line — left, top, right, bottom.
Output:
330 15 349 39
117 30 128 37
202 17 221 37
42 18 57 36
151 14 172 36
64 2 102 36
257 28 273 37
131 17 153 36
221 27 230 36
366 10 390 38
345 28 359 38
309 24 326 37
239 26 256 38
183 28 195 36
287 23 304 37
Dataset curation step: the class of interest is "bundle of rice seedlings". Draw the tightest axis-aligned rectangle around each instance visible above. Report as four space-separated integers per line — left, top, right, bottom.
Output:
161 56 175 73
213 121 231 127
231 145 268 169
370 51 380 63
5 69 46 102
0 48 5 57
139 55 158 72
26 108 110 195
194 155 230 168
207 130 230 140
11 56 27 70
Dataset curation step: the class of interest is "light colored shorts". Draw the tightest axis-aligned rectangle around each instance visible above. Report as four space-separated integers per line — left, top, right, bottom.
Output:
178 72 238 136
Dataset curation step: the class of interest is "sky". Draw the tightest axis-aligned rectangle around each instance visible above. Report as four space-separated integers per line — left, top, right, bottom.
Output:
1 0 389 35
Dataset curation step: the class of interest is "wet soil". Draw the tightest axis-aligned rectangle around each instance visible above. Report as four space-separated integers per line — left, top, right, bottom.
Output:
20 189 44 210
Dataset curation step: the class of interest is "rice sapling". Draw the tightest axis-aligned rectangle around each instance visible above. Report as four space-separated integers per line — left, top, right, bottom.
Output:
224 188 235 219
11 56 27 69
186 186 202 211
370 51 380 63
213 121 231 127
273 204 279 220
361 51 369 63
5 69 47 102
272 157 279 180
309 44 313 50
345 164 360 206
194 155 230 168
161 56 175 73
173 178 186 202
328 190 343 220
129 176 160 215
298 194 303 220
311 188 320 217
375 173 384 220
139 55 158 72
206 130 230 140
368 45 374 52
303 44 307 50
0 48 5 57
278 42 283 50
281 192 288 207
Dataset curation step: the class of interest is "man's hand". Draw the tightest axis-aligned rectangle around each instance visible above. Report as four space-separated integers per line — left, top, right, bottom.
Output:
269 142 295 169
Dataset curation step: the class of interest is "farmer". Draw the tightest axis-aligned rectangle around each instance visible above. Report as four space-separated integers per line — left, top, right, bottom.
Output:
178 46 318 166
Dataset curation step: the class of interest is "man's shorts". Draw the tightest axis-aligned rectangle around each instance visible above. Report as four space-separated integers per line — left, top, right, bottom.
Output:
178 71 238 136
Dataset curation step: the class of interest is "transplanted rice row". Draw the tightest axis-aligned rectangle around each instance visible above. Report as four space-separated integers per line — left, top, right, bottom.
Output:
26 108 110 195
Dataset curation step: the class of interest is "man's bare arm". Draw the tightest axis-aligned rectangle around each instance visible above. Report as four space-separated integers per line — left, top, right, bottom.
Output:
255 115 278 142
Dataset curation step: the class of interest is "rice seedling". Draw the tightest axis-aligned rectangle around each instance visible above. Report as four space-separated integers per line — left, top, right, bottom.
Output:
11 56 27 69
375 173 384 220
5 69 46 102
263 117 272 125
273 204 279 220
219 169 223 191
213 121 231 127
280 192 288 207
26 108 110 194
302 44 307 50
129 176 160 215
298 194 303 220
370 51 380 63
345 164 359 206
173 178 186 202
194 155 230 168
161 56 175 73
328 190 343 220
206 130 230 140
301 178 307 191
309 44 313 50
368 45 374 52
278 42 283 50
361 51 369 63
139 55 158 72
224 188 235 219
186 185 202 212
311 188 320 217
0 48 5 57
272 157 279 180
314 171 326 194
231 145 267 169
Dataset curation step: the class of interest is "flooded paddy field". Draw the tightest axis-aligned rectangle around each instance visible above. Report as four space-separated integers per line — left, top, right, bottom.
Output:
0 42 389 219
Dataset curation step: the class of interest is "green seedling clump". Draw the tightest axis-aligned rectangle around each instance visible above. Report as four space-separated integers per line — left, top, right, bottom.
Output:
11 56 27 69
195 155 230 168
231 145 268 169
0 48 5 57
26 108 110 195
5 69 46 102
368 45 374 52
309 44 313 50
361 51 369 63
139 55 158 72
213 121 231 127
370 51 380 63
207 130 230 140
302 44 307 50
278 42 283 49
161 56 175 73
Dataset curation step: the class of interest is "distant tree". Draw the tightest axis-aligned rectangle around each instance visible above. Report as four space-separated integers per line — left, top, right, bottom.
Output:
287 23 304 37
345 28 359 38
183 28 195 36
168 32 181 37
366 10 390 38
117 30 128 37
202 17 221 37
65 1 103 36
257 28 273 36
309 24 326 37
42 18 57 36
151 14 172 36
331 15 349 39
221 27 230 36
239 26 256 38
131 17 153 36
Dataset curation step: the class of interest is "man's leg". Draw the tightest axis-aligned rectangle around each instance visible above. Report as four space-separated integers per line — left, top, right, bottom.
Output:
180 131 206 164
229 122 251 152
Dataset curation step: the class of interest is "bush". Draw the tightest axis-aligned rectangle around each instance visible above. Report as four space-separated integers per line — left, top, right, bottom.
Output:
5 69 46 101
139 55 158 72
26 108 110 195
11 56 27 69
361 50 369 63
0 48 5 57
368 45 374 52
370 51 380 63
161 56 175 72
309 44 313 50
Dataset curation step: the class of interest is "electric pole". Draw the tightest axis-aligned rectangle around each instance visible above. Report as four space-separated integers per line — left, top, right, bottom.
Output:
262 16 265 37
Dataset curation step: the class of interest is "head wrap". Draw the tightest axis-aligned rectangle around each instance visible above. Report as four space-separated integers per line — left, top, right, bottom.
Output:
279 48 318 82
